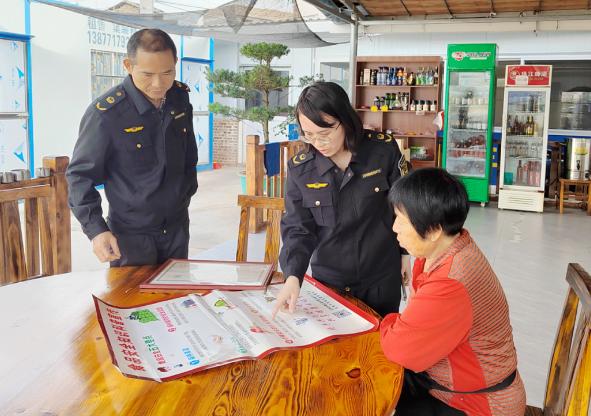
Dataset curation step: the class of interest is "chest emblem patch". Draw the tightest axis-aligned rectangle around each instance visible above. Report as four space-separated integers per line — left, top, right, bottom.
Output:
123 126 144 133
306 182 329 189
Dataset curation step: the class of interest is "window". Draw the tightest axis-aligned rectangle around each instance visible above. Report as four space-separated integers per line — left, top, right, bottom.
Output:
91 50 127 100
525 60 591 129
241 67 289 111
319 62 349 91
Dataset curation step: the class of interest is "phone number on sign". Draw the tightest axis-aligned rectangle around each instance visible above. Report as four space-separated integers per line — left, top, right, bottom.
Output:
88 31 130 48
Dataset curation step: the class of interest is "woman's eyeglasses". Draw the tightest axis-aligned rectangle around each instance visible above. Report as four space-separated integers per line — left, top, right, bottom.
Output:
299 122 341 146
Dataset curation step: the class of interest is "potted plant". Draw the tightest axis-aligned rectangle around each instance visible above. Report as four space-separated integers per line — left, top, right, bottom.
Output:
206 42 291 145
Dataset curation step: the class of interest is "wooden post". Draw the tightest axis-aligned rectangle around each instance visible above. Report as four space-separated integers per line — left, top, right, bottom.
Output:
43 156 71 275
245 135 265 233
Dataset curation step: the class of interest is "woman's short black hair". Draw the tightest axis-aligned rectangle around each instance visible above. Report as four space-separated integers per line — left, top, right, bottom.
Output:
296 81 364 152
127 29 177 61
388 168 470 238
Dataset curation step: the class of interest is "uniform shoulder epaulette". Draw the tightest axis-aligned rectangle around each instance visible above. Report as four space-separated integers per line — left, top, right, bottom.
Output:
366 130 394 143
94 87 126 112
174 81 191 92
289 150 314 168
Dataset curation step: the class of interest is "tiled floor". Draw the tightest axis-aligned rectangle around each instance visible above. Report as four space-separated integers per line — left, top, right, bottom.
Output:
69 166 591 408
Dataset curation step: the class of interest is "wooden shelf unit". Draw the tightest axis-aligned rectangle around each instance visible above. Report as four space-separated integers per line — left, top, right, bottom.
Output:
354 56 443 169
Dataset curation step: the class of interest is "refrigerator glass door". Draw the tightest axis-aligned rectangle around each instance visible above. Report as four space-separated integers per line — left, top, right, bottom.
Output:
445 71 491 178
502 90 548 189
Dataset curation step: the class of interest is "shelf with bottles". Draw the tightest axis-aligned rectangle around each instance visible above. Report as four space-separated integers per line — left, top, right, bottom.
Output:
446 159 486 178
358 65 439 88
355 85 438 89
503 159 543 188
448 127 488 133
357 108 437 114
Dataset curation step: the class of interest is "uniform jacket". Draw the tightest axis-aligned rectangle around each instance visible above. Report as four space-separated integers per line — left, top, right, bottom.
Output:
66 76 198 239
280 130 408 290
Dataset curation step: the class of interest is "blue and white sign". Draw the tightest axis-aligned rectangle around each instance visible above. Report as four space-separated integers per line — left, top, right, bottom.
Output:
0 39 27 113
0 118 28 171
181 61 210 113
193 115 210 166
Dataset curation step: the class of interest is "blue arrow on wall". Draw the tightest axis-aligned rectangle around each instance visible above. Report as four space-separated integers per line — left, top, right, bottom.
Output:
13 143 25 163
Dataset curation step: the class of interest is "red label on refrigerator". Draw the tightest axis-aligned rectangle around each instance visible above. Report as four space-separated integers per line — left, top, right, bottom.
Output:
506 65 552 86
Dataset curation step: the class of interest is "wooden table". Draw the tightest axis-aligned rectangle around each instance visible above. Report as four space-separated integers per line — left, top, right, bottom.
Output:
0 267 403 416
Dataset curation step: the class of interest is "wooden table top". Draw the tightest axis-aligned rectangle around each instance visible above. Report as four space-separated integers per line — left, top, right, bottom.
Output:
0 267 403 416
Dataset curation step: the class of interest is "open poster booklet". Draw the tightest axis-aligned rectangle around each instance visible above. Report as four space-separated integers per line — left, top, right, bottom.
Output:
95 277 378 382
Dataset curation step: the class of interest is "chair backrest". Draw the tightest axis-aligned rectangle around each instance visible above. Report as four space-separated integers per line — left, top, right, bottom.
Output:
0 156 71 286
236 195 284 265
543 263 591 415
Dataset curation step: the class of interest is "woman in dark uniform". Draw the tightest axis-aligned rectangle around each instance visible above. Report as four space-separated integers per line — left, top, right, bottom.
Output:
273 82 410 318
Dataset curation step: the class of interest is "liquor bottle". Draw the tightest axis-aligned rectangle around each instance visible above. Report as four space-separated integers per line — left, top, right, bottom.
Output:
434 66 439 85
427 67 434 85
516 160 523 184
410 100 416 112
407 72 415 86
416 67 422 85
533 119 539 137
402 68 408 86
430 100 437 112
394 93 401 110
506 115 513 135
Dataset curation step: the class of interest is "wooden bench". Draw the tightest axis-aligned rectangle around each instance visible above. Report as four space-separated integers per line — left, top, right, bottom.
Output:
0 156 71 286
525 263 591 415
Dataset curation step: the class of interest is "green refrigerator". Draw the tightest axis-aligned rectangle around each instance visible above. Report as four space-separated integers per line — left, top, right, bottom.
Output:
442 44 497 205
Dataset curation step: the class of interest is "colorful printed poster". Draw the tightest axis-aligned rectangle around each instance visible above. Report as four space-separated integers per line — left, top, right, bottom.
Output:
95 277 378 381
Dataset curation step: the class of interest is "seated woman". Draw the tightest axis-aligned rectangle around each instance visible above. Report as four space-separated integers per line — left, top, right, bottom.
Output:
380 168 526 416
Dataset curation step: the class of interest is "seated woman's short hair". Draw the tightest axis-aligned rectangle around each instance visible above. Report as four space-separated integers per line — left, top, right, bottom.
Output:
388 168 470 238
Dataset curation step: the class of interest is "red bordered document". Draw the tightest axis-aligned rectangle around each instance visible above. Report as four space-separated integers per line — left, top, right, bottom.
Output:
94 276 379 382
139 259 275 291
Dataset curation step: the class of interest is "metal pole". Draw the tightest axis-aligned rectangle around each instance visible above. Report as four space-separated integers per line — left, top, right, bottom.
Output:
348 13 358 103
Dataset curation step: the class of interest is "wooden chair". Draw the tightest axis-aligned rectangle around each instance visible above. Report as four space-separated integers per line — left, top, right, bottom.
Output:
0 156 71 286
236 195 284 268
525 263 591 415
245 135 305 232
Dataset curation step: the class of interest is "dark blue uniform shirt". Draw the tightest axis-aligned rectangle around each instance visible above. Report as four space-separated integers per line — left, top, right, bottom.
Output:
280 131 409 291
66 76 198 240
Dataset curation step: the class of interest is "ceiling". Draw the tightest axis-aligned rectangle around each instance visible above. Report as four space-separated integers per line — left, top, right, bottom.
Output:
306 0 591 23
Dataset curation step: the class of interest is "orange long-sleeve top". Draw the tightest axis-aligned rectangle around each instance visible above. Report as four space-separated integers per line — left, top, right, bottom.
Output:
380 230 526 416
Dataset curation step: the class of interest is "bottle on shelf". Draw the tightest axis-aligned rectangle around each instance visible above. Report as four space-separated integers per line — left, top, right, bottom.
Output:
434 66 439 85
506 115 513 135
410 99 416 112
407 72 415 86
430 100 437 112
516 160 523 184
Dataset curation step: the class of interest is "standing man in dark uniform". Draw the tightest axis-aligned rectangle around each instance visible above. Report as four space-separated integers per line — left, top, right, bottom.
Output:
66 28 198 266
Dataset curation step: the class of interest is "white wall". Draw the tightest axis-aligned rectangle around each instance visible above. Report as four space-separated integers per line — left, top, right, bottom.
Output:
30 2 92 164
0 0 25 35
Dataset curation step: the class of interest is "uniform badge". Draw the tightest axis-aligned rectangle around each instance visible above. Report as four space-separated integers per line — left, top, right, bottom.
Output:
292 153 307 165
106 96 115 104
174 112 186 119
377 133 385 140
398 155 409 176
124 126 145 133
362 168 381 178
306 182 329 189
96 102 107 111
